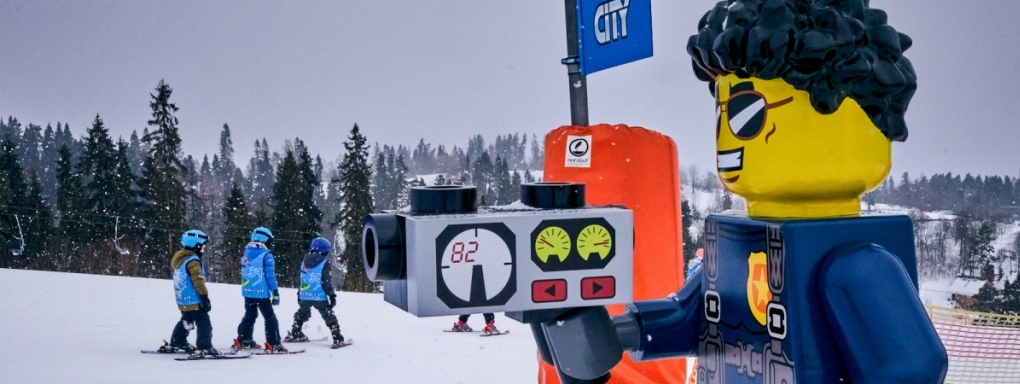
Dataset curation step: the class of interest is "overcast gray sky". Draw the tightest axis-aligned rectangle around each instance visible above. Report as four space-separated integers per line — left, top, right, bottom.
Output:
2 1 1019 179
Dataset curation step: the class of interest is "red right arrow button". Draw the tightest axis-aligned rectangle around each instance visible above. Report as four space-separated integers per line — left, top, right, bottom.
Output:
581 276 616 300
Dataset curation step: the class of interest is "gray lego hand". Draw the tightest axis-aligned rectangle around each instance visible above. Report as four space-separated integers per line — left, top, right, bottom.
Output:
542 307 624 381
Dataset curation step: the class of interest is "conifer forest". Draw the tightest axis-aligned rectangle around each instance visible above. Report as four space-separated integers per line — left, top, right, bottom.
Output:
2 80 1020 308
0 80 545 293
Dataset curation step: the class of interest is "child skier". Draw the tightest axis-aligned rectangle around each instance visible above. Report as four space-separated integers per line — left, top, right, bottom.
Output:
159 229 219 356
686 248 704 279
284 237 347 348
233 227 287 353
451 313 499 334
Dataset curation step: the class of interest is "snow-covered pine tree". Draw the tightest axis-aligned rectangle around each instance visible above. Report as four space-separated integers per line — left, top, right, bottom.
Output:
394 152 409 209
79 114 118 240
55 145 86 269
334 124 374 293
126 130 144 176
39 124 59 205
530 133 544 169
0 117 22 148
111 141 137 229
494 156 512 205
681 200 698 273
0 137 27 268
371 149 389 209
411 138 433 175
216 124 237 191
0 159 9 254
138 79 187 278
21 171 52 269
222 183 255 285
510 170 522 201
19 123 42 177
471 151 493 206
246 139 275 220
269 141 323 288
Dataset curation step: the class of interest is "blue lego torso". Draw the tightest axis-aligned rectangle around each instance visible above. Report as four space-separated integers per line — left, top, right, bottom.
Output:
241 247 271 298
629 213 947 383
174 255 203 306
299 259 328 301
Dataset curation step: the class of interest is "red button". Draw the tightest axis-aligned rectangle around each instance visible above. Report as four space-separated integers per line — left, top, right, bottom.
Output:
532 279 567 303
581 276 616 300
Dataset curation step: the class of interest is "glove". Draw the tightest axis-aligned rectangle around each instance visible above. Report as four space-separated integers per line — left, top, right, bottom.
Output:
199 295 212 312
297 291 302 305
271 290 280 306
328 295 336 308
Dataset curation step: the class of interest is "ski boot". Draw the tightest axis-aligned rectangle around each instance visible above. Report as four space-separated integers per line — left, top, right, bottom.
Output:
190 348 222 358
284 330 309 343
232 338 260 350
450 320 473 332
482 322 500 335
264 342 289 354
330 325 346 347
158 340 195 354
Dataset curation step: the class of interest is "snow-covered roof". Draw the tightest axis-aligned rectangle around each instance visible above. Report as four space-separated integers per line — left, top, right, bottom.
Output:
946 278 992 296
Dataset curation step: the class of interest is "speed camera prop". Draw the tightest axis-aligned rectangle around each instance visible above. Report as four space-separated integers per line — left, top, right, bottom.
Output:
361 183 633 317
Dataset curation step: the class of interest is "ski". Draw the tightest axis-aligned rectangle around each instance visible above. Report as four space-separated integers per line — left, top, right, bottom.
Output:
175 352 252 361
283 336 329 343
141 349 189 354
444 330 480 333
480 330 510 337
331 339 354 349
254 349 306 355
145 349 242 355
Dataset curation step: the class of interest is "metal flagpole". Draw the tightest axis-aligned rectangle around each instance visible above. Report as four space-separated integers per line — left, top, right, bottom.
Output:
563 0 589 127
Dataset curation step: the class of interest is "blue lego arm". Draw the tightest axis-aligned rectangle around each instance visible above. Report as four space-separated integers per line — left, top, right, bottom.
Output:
264 252 279 291
626 268 702 362
819 243 948 383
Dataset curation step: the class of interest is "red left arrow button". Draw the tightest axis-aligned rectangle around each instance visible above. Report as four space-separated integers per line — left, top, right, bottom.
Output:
532 279 567 303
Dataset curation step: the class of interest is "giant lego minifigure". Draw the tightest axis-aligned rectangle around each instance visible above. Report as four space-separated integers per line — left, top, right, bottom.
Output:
541 1 949 382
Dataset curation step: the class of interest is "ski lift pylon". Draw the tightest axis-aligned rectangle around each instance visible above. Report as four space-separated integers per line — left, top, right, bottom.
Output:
114 217 130 255
10 214 25 256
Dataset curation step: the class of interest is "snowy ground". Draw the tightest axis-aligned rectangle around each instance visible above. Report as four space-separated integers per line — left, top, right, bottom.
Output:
0 269 538 384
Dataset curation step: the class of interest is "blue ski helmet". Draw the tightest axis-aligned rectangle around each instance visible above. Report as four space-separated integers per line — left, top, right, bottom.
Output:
310 237 331 255
251 227 274 245
181 229 209 249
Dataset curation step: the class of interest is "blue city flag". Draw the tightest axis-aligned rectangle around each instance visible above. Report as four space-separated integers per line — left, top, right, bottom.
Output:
576 0 653 76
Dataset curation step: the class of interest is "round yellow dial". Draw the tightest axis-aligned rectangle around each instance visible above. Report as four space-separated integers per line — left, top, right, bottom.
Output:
534 226 571 263
577 224 612 260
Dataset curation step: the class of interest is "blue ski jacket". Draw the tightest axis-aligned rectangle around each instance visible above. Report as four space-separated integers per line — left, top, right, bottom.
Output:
240 242 278 298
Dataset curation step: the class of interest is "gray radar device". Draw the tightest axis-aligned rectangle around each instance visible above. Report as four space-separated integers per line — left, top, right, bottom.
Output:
362 183 633 317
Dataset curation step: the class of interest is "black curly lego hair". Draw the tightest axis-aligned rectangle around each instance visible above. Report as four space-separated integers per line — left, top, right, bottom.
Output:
688 0 916 141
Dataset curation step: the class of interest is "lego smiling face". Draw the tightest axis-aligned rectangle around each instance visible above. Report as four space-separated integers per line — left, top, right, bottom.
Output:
715 74 892 218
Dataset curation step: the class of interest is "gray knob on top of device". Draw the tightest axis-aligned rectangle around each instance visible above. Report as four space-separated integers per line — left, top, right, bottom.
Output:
409 185 477 214
521 182 585 209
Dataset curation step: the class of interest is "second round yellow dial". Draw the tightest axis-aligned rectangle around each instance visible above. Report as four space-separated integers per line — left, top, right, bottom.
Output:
577 224 612 260
534 226 571 263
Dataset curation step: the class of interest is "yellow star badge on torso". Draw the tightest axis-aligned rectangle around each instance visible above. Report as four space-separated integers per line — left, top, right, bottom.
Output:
747 251 772 326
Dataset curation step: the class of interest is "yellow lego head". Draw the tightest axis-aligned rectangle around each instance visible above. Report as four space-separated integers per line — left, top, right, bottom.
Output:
715 74 891 218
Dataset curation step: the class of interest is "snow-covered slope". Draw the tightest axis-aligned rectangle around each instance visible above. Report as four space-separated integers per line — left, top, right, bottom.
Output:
0 269 538 384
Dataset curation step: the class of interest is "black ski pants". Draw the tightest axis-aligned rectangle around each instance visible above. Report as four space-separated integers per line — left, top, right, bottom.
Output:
237 297 281 345
458 313 495 324
293 300 339 330
171 310 213 350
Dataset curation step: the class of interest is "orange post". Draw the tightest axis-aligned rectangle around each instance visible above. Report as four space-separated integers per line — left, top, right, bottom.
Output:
538 124 687 383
